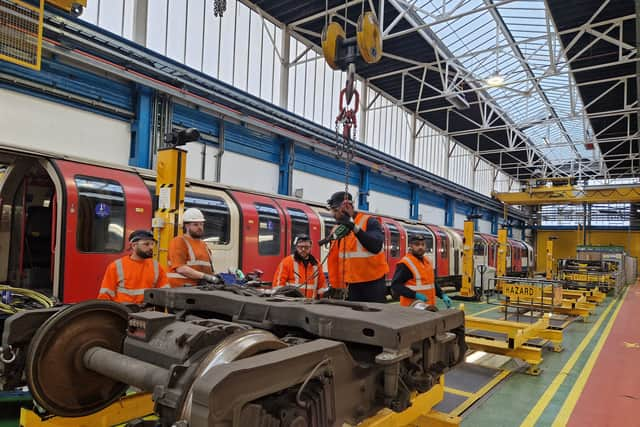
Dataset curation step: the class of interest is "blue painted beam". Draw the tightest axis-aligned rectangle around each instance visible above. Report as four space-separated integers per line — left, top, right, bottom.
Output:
410 185 419 220
445 198 455 227
130 85 152 168
359 166 370 211
491 215 498 234
278 139 293 196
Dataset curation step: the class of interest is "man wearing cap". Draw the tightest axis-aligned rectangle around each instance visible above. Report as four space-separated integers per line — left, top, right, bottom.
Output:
167 207 218 287
272 234 326 299
98 230 170 304
326 191 389 303
391 234 452 308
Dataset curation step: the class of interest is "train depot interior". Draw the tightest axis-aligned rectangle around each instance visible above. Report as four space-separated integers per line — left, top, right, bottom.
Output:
0 1 638 426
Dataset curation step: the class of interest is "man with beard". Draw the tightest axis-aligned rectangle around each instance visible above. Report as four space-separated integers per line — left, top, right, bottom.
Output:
272 234 326 299
326 191 389 303
391 234 452 308
98 229 170 303
167 208 217 287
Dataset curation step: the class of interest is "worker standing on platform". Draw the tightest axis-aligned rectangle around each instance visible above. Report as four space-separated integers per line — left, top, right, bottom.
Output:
391 234 452 308
98 229 170 303
167 208 218 287
326 191 389 303
272 234 326 299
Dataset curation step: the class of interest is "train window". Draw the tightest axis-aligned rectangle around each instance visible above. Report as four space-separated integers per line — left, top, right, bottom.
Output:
287 208 309 249
255 203 280 255
387 224 400 258
185 195 230 245
474 238 485 256
75 176 125 253
405 227 434 253
320 213 337 239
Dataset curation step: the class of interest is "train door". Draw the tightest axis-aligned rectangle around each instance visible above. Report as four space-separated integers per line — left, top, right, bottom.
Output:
54 160 152 302
427 226 450 277
184 190 240 274
273 199 322 262
473 236 487 269
380 219 406 282
230 191 285 282
0 157 58 296
313 208 337 274
510 241 522 274
505 242 512 272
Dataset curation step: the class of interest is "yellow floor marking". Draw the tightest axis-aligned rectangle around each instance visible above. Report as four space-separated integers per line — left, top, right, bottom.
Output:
470 305 500 316
551 285 630 426
444 387 473 398
449 369 511 416
519 288 624 427
623 342 640 348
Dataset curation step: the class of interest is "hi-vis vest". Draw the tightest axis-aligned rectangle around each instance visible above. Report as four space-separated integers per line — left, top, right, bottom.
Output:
274 255 320 299
167 236 215 287
99 258 168 304
328 213 388 287
398 253 435 306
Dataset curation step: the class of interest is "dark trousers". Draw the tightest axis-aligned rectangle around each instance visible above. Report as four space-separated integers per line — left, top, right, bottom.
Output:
347 277 387 303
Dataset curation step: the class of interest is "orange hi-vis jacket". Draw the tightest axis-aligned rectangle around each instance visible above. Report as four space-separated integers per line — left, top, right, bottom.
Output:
328 212 389 288
272 254 326 299
398 253 435 306
98 256 170 304
167 235 215 287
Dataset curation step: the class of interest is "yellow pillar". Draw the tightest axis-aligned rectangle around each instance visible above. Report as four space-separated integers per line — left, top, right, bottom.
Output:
153 148 187 268
459 220 475 298
497 228 507 278
546 238 555 280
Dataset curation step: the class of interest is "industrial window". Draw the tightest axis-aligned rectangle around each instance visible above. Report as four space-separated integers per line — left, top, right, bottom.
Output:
405 227 434 253
255 203 280 255
387 223 401 258
185 195 230 245
287 208 309 250
75 176 125 253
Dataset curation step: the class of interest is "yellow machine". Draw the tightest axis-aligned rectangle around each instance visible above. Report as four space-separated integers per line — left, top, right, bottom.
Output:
457 220 477 299
546 237 556 280
497 228 507 279
46 0 86 15
153 147 188 268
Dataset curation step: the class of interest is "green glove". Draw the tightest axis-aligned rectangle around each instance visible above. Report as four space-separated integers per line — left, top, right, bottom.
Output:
415 293 427 302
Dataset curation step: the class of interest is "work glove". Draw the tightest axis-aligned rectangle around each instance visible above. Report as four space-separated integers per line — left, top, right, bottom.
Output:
442 294 452 308
414 293 427 302
202 274 221 284
336 215 355 231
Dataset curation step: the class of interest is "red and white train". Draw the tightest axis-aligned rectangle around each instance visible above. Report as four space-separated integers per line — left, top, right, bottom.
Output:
0 145 533 303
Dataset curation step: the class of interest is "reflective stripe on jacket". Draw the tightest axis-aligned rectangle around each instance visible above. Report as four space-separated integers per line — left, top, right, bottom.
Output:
328 212 388 288
98 256 170 304
168 235 215 287
398 253 435 306
272 255 325 299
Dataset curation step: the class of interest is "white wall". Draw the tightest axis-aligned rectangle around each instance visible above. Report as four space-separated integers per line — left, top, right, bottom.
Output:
478 219 492 234
0 89 130 165
454 213 467 230
220 151 278 193
368 191 410 218
419 204 445 225
184 142 219 181
291 170 359 207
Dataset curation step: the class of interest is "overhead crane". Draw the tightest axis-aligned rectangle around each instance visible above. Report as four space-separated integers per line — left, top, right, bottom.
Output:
493 177 640 205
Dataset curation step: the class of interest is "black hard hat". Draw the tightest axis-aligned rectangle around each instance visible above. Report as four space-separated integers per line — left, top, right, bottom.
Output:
327 191 353 209
409 234 426 243
293 234 311 246
129 229 155 243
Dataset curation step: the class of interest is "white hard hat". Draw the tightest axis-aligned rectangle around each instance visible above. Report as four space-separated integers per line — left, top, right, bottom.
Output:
183 208 205 223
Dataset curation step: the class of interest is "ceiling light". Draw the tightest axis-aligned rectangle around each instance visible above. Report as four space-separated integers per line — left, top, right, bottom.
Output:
486 73 505 87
